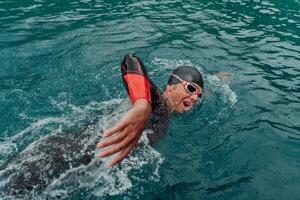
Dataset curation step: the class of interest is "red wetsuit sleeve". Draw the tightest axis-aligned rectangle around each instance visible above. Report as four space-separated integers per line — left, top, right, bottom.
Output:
121 54 151 105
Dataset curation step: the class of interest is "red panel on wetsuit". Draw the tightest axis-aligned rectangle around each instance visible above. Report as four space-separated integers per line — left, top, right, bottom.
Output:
124 74 151 104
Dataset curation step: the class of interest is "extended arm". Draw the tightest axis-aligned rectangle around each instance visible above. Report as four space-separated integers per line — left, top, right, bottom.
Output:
96 54 152 167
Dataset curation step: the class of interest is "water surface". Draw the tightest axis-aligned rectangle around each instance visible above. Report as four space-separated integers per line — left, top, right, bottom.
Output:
0 0 300 199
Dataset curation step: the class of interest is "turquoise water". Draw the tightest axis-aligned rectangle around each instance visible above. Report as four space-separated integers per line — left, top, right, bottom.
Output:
1 0 300 199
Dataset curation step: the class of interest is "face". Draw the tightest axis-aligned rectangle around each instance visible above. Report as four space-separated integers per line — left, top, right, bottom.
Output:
164 83 203 113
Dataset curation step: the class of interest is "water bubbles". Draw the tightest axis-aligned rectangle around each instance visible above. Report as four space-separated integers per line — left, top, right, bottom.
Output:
0 98 164 199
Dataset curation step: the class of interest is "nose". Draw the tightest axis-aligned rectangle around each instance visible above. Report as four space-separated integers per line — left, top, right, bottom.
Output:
190 94 199 102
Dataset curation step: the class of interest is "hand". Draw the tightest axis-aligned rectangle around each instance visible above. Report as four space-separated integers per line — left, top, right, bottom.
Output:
96 99 151 167
216 72 232 82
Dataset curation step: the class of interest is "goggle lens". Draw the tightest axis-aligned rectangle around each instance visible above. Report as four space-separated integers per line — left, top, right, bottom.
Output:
186 84 197 93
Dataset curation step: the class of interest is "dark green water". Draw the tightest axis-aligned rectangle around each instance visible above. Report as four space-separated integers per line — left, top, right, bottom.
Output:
0 0 300 199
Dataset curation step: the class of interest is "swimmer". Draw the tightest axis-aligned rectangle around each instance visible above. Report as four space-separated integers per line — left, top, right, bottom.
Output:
0 54 204 194
96 54 204 167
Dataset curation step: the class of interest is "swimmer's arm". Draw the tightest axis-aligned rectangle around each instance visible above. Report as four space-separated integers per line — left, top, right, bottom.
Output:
96 54 152 167
216 72 232 81
96 98 151 167
121 54 152 105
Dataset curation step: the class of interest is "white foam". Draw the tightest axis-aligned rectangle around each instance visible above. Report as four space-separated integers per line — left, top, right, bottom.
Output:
0 98 164 199
0 141 17 163
0 117 68 163
0 98 125 162
152 57 196 70
207 74 237 106
44 134 163 199
42 100 164 198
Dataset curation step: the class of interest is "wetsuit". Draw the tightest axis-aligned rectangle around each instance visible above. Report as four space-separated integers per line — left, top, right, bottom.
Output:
0 54 170 195
121 54 170 145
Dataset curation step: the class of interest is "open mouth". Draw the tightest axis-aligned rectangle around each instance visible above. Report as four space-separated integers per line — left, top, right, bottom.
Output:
182 100 192 110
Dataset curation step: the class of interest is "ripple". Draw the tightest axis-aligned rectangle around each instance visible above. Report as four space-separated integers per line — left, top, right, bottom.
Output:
1 0 300 198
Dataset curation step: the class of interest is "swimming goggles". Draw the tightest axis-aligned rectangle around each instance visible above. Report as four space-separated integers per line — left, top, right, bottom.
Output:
171 73 202 97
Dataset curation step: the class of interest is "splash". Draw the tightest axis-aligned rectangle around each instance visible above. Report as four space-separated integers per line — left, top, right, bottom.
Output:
0 98 124 164
206 74 237 106
0 98 164 199
152 57 196 71
44 100 164 199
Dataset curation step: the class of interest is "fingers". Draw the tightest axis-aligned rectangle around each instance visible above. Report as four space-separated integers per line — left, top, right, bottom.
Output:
98 132 135 158
103 121 127 137
96 128 128 149
95 103 150 167
108 138 139 167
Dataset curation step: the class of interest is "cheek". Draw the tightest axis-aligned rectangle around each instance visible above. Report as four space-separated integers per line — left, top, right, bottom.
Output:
170 89 179 100
172 88 187 103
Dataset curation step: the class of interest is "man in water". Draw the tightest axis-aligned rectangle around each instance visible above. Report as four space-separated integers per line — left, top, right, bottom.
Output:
97 54 204 167
0 54 204 194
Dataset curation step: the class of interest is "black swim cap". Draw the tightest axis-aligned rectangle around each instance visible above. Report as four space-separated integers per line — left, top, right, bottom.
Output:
168 66 204 89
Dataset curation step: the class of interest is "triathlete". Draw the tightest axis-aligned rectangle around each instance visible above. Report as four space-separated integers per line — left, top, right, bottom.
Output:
96 54 204 167
0 54 204 194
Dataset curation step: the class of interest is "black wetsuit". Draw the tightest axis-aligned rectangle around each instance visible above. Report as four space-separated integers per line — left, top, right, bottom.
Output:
0 54 170 195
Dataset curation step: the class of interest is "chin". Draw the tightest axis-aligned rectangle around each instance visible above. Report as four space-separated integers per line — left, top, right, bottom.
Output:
182 108 191 113
181 104 193 112
175 107 190 113
171 107 184 113
171 101 192 113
